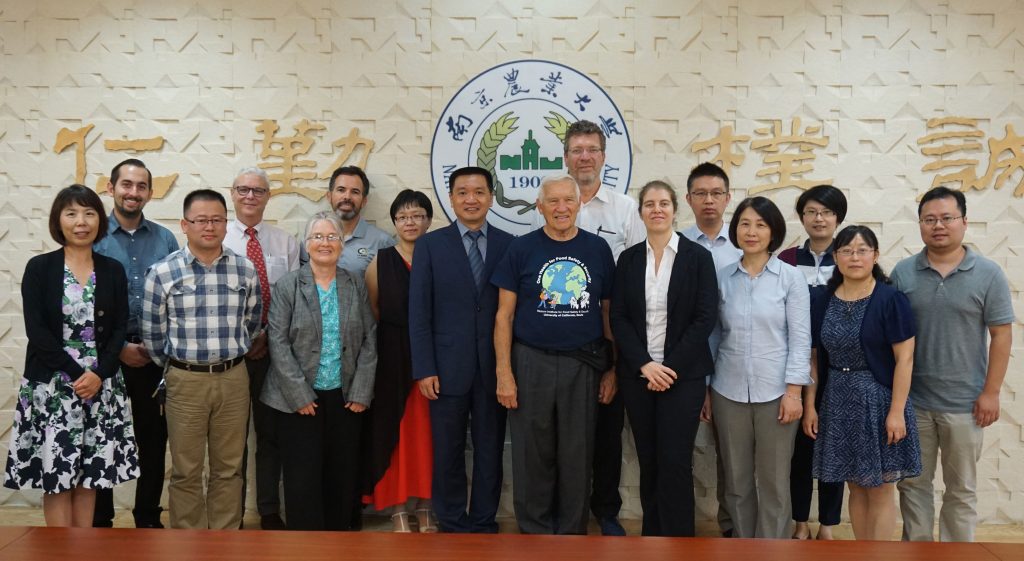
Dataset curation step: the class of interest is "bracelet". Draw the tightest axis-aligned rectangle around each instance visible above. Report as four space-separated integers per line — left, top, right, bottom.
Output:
784 393 803 402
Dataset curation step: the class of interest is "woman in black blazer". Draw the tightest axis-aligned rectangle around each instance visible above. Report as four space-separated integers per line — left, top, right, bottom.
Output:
610 180 718 537
4 185 137 527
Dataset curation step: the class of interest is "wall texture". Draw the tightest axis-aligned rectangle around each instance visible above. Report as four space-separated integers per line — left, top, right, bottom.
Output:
0 0 1021 524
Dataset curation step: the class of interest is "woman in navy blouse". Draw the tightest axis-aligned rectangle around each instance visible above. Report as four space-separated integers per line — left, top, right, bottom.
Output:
805 225 921 540
709 196 811 538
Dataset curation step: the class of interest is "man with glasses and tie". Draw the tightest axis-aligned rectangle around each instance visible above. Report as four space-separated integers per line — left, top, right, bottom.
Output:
680 161 741 537
224 167 300 529
892 186 1014 542
531 120 644 536
408 166 514 533
142 189 263 529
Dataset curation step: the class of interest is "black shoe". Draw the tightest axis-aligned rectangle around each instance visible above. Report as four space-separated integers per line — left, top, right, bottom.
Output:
92 520 114 529
261 514 287 530
135 520 164 529
598 516 626 536
722 529 734 538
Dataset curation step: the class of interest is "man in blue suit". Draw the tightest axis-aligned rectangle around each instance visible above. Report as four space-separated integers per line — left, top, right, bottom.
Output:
409 166 514 533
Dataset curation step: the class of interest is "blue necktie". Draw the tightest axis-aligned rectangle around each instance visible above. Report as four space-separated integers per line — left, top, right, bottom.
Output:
466 230 484 292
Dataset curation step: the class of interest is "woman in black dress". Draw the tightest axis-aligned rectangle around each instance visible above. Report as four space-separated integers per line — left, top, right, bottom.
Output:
363 190 437 532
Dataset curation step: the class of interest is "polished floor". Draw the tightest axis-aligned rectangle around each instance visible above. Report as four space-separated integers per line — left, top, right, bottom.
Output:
0 506 1020 542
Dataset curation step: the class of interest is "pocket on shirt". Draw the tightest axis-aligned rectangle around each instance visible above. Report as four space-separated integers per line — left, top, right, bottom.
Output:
265 256 289 284
168 285 199 329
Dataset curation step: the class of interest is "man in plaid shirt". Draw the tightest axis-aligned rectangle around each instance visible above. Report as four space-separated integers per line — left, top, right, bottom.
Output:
142 188 262 530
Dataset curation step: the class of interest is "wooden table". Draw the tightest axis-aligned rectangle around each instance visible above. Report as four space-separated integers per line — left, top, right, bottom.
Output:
0 527 1019 561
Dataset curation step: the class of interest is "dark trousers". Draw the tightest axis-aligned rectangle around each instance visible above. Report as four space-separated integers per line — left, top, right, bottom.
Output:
621 376 704 537
240 355 281 517
276 388 363 531
94 359 167 527
790 428 844 525
428 374 506 533
590 390 623 520
509 343 597 535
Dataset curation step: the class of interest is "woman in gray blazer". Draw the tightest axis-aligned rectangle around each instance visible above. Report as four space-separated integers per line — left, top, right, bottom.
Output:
261 210 377 531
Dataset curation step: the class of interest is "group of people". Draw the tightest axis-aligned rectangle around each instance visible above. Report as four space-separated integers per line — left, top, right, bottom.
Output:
4 119 1013 544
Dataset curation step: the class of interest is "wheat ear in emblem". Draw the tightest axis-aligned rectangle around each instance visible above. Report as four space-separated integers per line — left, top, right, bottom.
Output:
544 111 570 142
477 111 536 214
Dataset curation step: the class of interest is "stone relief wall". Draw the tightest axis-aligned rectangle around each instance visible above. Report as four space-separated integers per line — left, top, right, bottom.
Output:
0 0 1021 523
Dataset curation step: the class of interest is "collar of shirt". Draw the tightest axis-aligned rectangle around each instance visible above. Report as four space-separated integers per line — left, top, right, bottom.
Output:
582 185 611 207
683 223 729 245
456 220 489 238
802 238 834 258
645 231 680 258
229 219 264 240
347 217 369 241
182 244 231 267
108 211 152 235
914 245 977 273
725 253 784 278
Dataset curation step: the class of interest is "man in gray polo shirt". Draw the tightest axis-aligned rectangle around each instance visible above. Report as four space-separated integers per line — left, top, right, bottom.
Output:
892 186 1014 542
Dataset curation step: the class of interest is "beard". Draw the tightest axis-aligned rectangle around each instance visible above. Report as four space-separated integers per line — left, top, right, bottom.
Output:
335 206 358 221
116 202 143 219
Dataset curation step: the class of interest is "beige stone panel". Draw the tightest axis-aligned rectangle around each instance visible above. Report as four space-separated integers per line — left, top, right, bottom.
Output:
633 13 703 53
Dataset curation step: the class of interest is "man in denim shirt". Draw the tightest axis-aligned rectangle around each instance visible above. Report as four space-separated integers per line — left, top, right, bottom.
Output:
92 158 179 528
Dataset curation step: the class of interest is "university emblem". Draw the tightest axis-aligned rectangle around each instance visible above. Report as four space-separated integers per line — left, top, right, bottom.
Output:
431 60 632 235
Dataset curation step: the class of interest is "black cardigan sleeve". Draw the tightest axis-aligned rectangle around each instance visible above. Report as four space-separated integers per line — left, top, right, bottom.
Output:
22 252 86 380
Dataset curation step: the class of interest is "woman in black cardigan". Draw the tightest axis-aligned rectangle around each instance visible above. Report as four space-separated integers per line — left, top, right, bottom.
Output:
609 180 718 536
4 185 138 527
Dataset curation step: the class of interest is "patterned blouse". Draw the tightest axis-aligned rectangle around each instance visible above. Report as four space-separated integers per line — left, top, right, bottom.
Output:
313 279 342 391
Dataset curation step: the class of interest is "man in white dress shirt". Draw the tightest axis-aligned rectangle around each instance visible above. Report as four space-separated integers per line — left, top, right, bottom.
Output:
224 167 300 529
680 162 741 537
533 120 645 535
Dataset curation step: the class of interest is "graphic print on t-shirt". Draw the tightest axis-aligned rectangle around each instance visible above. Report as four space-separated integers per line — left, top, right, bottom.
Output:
535 256 592 317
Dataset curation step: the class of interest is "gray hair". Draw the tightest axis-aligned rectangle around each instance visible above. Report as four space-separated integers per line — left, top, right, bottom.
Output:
303 210 345 244
538 173 581 201
234 166 270 189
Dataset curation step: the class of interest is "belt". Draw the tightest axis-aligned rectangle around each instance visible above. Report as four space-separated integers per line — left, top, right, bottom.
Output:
168 356 245 373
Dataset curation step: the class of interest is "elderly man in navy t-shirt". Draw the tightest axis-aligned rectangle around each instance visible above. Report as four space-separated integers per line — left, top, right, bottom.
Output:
492 174 616 535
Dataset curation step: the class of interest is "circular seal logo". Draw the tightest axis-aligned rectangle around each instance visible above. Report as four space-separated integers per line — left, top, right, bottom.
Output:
430 60 632 235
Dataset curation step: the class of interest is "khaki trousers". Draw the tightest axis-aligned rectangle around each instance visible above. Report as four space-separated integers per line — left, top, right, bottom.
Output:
165 361 250 529
898 408 983 542
711 390 798 539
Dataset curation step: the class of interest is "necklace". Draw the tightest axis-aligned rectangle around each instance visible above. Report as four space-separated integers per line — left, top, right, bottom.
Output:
838 279 874 315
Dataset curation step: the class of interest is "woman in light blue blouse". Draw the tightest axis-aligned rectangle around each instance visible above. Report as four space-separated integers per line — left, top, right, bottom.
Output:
708 196 811 539
262 211 377 531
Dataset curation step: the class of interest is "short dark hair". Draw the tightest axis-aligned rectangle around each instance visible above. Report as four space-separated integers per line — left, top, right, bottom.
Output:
686 162 730 192
389 189 434 223
637 180 678 213
49 184 109 245
448 166 494 193
917 186 966 218
183 189 227 216
110 158 152 187
328 166 371 195
729 196 786 253
826 225 890 293
796 184 848 223
563 120 606 152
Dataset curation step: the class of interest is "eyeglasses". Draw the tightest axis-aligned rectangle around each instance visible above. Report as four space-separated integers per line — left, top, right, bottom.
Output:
234 186 269 197
307 233 342 243
567 147 603 157
184 217 228 227
835 248 876 258
394 214 428 225
689 190 728 200
919 215 963 227
802 209 836 219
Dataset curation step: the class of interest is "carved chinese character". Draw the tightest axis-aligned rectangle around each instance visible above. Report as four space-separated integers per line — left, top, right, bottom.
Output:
749 118 830 194
256 119 326 200
691 125 751 178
